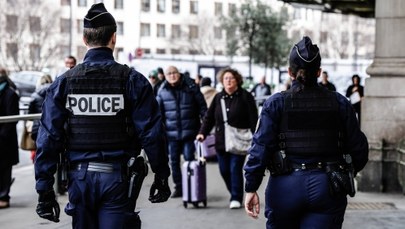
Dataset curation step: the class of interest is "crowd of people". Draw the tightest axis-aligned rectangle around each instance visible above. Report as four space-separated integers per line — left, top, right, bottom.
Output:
0 3 369 229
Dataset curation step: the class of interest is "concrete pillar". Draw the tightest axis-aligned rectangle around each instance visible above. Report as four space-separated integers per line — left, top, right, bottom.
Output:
358 0 405 192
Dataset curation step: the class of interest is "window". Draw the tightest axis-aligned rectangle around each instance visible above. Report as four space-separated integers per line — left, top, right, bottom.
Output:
30 44 40 60
189 25 198 39
77 19 83 34
7 43 18 59
214 2 222 16
226 29 235 39
114 47 124 59
143 48 151 54
140 23 150 37
171 24 181 38
214 27 222 39
61 0 70 5
6 15 18 33
60 18 70 33
172 0 180 14
157 0 165 13
29 16 41 33
141 0 150 12
117 22 124 35
156 48 166 54
214 50 223 55
228 3 236 16
157 24 166 37
189 49 199 55
115 0 123 9
171 49 180 54
77 0 87 7
190 1 198 14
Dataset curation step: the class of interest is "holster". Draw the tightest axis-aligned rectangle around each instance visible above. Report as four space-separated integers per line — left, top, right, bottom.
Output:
127 155 148 211
325 156 356 198
268 150 293 176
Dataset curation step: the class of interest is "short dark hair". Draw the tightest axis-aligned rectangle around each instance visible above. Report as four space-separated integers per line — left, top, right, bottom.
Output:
83 25 116 47
201 77 212 87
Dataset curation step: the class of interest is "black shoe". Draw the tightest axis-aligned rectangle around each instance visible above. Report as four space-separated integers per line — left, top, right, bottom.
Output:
171 189 182 198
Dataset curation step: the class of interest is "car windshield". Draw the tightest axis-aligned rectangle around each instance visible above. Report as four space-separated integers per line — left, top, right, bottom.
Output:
10 71 42 85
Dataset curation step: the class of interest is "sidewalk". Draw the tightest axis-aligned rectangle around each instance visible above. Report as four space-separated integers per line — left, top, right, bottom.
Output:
1 162 405 229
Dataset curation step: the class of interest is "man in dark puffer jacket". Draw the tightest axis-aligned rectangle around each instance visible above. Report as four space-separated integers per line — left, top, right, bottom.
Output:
156 66 207 198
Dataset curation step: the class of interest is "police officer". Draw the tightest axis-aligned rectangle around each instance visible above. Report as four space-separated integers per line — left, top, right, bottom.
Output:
244 37 369 228
34 3 171 228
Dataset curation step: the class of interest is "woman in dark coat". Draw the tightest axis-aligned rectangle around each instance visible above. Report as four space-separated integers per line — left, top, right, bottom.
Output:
0 69 20 209
197 68 258 209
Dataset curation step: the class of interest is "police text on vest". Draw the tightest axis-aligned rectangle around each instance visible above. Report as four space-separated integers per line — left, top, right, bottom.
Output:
66 94 124 116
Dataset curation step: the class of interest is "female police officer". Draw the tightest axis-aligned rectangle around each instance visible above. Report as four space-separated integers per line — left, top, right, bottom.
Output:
34 3 171 228
244 36 368 228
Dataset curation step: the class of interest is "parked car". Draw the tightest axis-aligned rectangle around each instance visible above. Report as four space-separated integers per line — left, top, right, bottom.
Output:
9 71 44 110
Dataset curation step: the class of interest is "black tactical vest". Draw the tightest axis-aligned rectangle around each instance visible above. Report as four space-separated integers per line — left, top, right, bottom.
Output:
279 86 344 157
65 63 134 151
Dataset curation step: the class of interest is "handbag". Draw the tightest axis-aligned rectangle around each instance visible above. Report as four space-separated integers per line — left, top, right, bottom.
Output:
220 98 252 155
20 120 36 150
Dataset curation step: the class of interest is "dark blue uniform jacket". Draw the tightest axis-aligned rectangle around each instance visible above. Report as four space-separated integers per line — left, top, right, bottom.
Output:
35 48 170 192
244 80 369 192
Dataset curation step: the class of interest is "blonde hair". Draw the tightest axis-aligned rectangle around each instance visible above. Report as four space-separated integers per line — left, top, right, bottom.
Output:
36 74 53 90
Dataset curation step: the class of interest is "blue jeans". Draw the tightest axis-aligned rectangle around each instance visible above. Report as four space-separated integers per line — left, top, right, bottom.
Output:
265 169 347 229
168 140 195 189
216 151 246 203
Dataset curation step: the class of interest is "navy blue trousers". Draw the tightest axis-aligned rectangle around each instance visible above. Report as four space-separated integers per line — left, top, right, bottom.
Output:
65 164 139 229
265 169 347 229
217 152 246 202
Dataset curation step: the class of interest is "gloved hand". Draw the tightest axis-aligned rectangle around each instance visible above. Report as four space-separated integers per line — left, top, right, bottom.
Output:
148 175 171 203
36 190 60 223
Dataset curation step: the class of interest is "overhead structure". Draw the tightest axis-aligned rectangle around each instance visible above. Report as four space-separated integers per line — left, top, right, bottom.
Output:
278 0 375 18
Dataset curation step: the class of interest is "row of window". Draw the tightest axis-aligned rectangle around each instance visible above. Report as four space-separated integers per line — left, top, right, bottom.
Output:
140 23 223 39
61 0 124 9
141 0 236 16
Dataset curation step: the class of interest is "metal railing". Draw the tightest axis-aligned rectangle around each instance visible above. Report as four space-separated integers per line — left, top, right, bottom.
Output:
0 113 41 123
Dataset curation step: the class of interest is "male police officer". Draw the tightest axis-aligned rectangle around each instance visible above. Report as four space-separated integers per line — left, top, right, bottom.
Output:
34 3 171 228
244 37 368 228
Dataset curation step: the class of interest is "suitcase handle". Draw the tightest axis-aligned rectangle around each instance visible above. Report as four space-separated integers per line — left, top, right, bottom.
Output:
196 141 206 165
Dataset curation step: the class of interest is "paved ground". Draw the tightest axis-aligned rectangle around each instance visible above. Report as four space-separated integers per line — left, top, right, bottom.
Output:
2 158 405 229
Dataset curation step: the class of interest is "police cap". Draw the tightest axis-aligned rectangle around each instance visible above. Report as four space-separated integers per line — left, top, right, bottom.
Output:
149 70 158 79
289 36 321 70
84 3 116 28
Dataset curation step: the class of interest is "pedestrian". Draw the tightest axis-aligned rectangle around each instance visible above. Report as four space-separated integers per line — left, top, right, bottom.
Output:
345 74 364 125
200 77 218 108
65 55 77 70
0 68 20 209
318 71 337 91
34 3 171 228
148 69 161 96
196 67 258 209
250 76 271 106
156 65 207 198
244 36 369 228
27 74 53 162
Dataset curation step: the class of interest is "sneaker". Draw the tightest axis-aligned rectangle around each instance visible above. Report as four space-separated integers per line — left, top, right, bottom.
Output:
0 200 10 209
171 189 182 198
229 200 241 209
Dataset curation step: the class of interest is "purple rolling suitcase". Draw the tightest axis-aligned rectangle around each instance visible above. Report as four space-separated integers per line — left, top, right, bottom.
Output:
182 142 207 208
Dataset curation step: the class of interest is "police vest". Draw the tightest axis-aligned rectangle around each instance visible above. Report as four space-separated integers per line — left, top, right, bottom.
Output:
65 63 134 151
279 86 344 157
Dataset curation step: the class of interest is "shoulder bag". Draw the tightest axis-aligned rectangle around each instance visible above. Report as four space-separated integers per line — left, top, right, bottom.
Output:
220 98 252 155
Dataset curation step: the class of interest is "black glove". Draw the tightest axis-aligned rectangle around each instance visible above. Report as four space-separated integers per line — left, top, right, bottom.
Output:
148 175 171 203
36 190 60 223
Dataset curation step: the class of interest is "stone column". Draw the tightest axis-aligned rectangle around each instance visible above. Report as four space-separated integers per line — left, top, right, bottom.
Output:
358 0 405 192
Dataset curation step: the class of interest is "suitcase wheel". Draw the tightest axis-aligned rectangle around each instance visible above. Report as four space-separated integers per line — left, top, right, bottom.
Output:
192 202 199 208
203 200 207 207
183 201 188 208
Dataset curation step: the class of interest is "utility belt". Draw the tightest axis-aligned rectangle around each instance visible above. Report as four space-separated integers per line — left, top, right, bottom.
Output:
268 151 356 197
72 161 124 173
